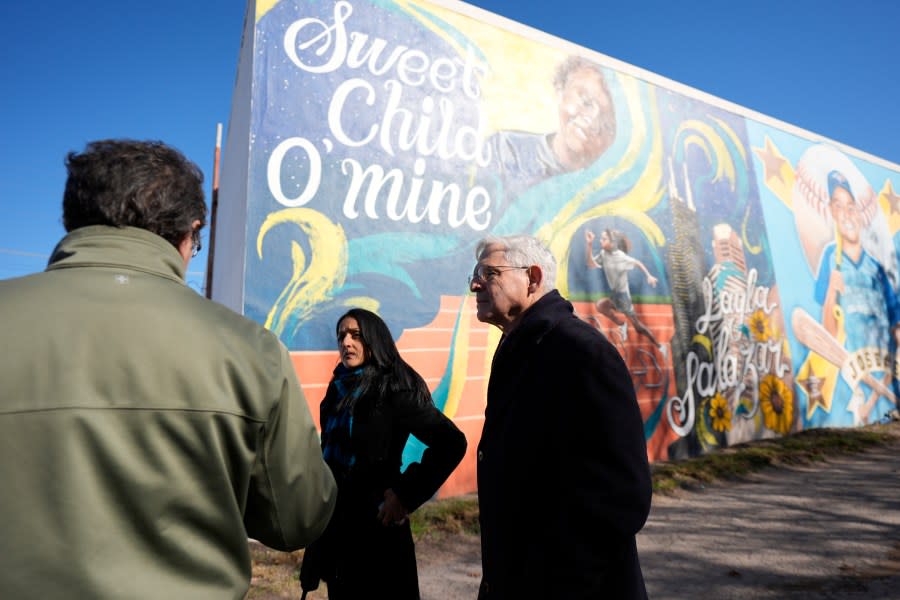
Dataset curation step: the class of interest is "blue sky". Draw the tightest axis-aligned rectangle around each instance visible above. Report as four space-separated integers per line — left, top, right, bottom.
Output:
2 0 898 290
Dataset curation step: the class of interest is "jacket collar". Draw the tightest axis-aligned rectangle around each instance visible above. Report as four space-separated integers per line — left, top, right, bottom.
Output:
46 225 187 283
497 290 572 356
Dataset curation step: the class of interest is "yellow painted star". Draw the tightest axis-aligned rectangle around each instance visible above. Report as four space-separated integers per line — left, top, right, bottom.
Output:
798 362 829 418
754 137 787 183
752 137 794 204
881 179 900 215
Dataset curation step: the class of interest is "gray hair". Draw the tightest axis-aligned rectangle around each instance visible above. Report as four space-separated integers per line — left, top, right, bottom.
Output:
475 234 557 292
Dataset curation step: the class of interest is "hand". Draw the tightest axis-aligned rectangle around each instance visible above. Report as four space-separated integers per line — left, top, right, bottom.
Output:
647 275 658 287
585 230 595 243
377 488 409 527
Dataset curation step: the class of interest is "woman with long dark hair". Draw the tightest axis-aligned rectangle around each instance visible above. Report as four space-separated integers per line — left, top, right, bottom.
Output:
299 308 467 599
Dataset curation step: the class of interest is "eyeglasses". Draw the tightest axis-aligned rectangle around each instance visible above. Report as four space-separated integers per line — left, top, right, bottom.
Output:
190 229 202 258
468 264 529 286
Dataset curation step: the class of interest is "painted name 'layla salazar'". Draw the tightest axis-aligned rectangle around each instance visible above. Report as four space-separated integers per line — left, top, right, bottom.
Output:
213 0 900 493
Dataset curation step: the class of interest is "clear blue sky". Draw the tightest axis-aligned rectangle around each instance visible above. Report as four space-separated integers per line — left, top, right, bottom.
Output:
2 0 898 290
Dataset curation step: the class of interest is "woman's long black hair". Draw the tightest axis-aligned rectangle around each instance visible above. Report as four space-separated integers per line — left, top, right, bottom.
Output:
335 308 431 409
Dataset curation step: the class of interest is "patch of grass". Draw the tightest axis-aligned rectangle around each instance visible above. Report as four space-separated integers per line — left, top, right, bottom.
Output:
410 494 480 539
651 425 896 495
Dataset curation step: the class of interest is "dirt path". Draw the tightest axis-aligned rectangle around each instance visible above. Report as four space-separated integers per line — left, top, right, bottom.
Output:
415 429 900 599
416 532 482 599
637 436 900 599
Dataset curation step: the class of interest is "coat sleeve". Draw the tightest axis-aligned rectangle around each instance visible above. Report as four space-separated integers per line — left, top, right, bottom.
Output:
389 390 467 512
566 331 652 539
243 344 337 551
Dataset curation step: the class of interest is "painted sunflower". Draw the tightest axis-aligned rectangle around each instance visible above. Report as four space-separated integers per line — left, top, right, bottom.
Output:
709 392 732 432
760 374 794 434
748 309 772 342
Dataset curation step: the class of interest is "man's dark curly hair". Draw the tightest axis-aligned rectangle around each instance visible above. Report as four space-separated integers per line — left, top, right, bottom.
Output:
63 139 207 249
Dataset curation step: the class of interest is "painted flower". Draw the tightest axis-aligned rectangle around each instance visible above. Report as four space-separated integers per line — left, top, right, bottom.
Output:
760 374 794 434
709 392 732 432
748 309 772 342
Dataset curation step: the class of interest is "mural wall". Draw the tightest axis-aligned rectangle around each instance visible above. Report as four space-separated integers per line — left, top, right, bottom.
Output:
213 0 900 494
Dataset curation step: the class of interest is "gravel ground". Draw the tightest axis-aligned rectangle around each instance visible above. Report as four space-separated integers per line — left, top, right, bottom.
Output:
415 424 900 600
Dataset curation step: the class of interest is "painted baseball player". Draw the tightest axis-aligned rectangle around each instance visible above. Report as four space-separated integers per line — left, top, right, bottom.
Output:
815 170 900 424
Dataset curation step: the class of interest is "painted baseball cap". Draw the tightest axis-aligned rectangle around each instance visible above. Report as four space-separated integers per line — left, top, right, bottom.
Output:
827 169 855 202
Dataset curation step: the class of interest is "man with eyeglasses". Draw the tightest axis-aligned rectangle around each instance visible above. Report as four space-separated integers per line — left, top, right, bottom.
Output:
470 234 652 599
0 139 336 599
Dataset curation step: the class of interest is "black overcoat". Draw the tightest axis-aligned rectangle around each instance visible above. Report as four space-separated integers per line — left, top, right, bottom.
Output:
477 291 652 599
301 376 467 599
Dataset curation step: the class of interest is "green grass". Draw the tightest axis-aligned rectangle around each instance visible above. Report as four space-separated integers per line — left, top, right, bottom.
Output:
652 425 895 494
410 494 481 539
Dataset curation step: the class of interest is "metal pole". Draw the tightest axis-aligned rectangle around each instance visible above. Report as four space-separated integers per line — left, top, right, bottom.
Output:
204 123 222 299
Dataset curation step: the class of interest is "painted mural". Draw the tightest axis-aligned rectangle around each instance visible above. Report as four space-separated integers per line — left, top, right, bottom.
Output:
222 0 900 494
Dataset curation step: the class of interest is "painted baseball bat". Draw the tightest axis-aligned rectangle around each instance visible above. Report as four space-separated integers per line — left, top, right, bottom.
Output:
791 308 896 402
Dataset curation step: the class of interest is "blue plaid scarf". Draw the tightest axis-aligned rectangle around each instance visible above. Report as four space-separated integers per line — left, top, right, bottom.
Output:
321 365 364 475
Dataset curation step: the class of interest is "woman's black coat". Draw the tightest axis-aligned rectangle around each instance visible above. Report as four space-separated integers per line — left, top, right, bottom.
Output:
300 376 466 599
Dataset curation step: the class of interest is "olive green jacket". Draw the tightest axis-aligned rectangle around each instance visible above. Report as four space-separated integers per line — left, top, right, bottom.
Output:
0 226 336 599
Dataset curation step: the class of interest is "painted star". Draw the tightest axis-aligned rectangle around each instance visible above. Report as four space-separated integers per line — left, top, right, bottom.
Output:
882 180 900 215
753 137 788 186
798 365 828 418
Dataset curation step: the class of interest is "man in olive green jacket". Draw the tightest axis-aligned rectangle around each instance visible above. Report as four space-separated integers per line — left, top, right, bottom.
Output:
0 140 337 599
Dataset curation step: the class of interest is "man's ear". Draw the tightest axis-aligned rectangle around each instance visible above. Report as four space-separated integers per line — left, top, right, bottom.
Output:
177 220 203 266
177 231 193 264
526 265 544 293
